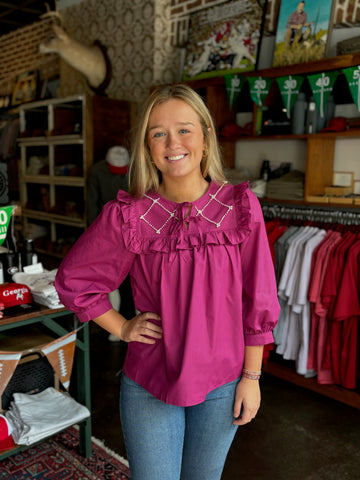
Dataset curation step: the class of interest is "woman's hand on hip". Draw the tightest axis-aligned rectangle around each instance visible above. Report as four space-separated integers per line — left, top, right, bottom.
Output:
121 311 162 344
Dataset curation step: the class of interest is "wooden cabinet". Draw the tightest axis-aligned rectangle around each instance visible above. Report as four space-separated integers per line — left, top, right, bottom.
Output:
17 95 134 260
186 53 360 208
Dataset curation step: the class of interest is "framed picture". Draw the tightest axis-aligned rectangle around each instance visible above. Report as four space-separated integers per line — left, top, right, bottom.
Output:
272 0 334 67
12 71 38 106
182 0 266 81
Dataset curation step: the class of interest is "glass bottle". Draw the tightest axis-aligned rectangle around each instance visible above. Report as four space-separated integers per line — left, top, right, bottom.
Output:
260 160 271 181
22 238 38 267
292 92 307 135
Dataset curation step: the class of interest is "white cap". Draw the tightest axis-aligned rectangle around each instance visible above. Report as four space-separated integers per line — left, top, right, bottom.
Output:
106 146 130 167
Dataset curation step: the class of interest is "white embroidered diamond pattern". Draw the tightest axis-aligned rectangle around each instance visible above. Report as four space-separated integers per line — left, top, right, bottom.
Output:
140 184 232 234
140 195 179 234
195 183 232 228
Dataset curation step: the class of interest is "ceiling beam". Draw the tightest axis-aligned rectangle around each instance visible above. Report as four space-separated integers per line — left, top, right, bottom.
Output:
0 1 44 20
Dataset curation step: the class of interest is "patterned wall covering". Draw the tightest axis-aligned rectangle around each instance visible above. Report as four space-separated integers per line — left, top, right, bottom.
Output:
58 0 181 102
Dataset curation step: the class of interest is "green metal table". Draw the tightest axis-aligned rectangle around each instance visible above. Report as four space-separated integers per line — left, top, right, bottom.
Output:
0 306 92 459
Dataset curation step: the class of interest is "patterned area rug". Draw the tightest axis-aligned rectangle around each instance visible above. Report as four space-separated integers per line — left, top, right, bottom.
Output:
0 426 130 479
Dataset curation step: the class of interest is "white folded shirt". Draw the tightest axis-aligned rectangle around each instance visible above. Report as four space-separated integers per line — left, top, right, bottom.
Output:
13 269 64 308
6 387 90 445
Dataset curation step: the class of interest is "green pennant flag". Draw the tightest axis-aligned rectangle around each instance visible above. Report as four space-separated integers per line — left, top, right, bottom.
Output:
0 206 14 246
225 75 245 108
276 75 304 118
247 76 272 107
307 71 338 117
342 66 360 111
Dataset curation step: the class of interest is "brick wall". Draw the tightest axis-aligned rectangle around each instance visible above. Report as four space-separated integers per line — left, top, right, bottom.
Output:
0 18 59 97
333 0 360 25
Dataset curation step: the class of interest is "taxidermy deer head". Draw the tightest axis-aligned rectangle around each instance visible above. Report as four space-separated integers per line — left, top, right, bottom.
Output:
38 4 111 92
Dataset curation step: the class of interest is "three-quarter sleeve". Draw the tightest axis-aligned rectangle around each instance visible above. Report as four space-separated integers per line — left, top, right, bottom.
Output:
55 199 136 322
240 190 280 345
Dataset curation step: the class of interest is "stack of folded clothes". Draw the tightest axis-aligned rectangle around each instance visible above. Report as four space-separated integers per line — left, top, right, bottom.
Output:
5 387 90 445
13 268 64 309
266 170 304 200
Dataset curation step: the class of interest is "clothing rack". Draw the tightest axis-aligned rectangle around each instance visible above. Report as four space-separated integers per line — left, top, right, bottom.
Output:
261 201 360 410
261 203 360 225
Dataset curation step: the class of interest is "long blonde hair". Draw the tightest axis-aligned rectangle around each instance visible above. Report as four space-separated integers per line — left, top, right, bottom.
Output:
129 84 226 197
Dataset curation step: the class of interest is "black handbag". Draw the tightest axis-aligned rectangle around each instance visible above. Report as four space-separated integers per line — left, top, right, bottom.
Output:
1 352 55 411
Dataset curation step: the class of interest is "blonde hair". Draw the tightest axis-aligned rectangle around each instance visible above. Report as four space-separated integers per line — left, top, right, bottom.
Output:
129 84 226 197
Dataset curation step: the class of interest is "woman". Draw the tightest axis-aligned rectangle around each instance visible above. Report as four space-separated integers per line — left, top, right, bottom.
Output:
55 84 280 480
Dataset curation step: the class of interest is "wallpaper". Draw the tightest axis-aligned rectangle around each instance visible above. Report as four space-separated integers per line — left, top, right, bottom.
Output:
58 0 181 102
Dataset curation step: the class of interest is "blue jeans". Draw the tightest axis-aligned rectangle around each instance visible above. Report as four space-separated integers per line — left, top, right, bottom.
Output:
120 374 239 480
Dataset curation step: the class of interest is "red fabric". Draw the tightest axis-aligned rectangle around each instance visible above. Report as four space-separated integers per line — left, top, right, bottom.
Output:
307 231 342 383
107 163 128 175
0 282 33 310
331 240 360 388
0 415 14 451
321 232 356 384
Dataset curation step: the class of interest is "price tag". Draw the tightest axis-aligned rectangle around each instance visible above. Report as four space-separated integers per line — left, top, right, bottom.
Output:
276 75 304 118
342 66 360 111
307 71 338 117
247 76 272 107
0 206 14 246
225 75 245 108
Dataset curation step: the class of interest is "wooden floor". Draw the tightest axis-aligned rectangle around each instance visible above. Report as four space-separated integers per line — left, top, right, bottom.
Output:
89 322 360 480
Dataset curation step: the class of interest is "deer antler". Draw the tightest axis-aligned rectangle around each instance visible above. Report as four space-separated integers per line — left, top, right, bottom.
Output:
41 1 64 26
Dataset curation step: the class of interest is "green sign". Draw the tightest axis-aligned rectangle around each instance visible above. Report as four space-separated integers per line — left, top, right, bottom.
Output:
0 206 14 246
342 66 360 111
307 71 338 117
276 75 304 118
225 75 245 108
248 76 272 107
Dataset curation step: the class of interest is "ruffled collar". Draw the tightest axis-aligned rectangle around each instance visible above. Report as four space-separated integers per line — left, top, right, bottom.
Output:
117 181 251 254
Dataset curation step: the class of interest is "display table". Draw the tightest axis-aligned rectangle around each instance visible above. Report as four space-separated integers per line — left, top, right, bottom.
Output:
0 306 92 459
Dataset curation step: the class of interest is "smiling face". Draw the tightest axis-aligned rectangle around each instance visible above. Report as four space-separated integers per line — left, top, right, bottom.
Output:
147 98 206 186
297 2 305 13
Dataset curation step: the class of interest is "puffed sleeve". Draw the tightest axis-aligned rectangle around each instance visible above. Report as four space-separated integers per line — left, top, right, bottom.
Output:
55 197 136 322
239 189 280 345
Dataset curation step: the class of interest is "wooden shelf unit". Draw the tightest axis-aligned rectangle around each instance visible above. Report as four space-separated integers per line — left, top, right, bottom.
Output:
186 53 360 209
17 95 134 258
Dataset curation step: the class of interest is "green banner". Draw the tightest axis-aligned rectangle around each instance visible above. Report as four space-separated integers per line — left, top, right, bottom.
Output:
225 75 245 108
276 75 304 118
342 66 360 111
307 71 338 117
0 206 14 246
247 76 272 107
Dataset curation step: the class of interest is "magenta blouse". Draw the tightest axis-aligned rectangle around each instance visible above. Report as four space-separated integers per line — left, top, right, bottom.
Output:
55 181 279 406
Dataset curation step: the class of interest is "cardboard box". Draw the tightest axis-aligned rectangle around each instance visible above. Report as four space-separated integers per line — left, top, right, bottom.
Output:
324 186 352 196
329 196 354 205
306 195 329 203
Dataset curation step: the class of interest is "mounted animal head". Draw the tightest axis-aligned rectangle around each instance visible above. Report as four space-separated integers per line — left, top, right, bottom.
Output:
39 5 111 93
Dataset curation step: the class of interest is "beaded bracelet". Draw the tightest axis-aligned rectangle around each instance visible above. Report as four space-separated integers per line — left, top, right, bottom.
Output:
242 368 261 380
